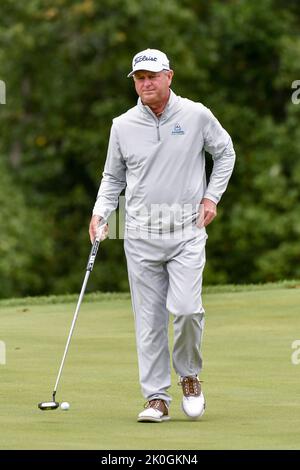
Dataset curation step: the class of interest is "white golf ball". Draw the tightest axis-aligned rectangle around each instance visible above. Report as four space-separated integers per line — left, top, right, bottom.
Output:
60 401 70 411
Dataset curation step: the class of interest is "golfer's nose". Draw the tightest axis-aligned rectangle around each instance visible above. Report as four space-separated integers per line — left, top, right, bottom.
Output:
143 78 153 88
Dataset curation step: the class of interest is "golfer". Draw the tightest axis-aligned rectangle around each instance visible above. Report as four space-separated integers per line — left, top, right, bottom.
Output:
89 49 235 422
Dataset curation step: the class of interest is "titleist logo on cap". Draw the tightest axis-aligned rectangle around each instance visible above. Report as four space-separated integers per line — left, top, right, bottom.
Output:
127 49 170 77
134 55 158 65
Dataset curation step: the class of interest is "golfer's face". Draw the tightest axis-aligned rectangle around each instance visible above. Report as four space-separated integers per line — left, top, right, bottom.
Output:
133 70 173 106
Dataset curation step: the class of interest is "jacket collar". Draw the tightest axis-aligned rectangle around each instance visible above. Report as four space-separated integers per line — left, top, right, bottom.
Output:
137 89 181 120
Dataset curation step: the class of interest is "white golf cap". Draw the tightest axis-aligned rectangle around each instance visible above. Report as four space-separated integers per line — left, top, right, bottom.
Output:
127 48 170 78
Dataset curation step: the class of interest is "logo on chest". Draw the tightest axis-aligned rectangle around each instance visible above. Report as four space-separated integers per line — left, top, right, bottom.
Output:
171 123 185 135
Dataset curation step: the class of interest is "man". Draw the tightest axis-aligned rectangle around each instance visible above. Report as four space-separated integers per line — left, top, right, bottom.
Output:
89 49 235 422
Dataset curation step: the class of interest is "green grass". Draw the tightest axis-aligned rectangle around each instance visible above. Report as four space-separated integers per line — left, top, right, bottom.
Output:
1 283 300 449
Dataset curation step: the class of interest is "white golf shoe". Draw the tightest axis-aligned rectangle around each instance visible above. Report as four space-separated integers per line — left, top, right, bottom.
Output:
180 376 205 419
137 399 170 423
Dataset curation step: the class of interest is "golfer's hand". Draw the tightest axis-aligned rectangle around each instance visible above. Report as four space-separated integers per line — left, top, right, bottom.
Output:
89 215 109 243
197 198 217 228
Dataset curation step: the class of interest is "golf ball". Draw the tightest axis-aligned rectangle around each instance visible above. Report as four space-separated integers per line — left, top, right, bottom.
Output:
60 401 70 411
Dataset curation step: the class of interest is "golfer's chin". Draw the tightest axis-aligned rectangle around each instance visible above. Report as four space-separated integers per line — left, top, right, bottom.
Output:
141 92 157 105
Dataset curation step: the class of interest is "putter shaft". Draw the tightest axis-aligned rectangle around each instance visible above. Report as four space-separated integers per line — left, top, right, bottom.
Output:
52 235 101 398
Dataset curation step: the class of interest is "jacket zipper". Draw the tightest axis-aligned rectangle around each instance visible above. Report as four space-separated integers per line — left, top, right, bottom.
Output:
156 122 160 141
146 108 161 142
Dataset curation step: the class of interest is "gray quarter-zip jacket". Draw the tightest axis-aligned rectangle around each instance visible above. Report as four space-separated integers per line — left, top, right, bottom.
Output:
93 90 235 233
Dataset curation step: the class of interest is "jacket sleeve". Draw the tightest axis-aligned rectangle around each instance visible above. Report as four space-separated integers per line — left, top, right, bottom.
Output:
202 107 236 204
92 121 127 220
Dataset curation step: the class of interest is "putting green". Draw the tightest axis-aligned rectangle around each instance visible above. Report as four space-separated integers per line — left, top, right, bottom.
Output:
1 285 300 449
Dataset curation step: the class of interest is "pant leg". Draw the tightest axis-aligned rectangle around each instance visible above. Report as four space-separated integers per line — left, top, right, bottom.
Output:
166 231 207 316
166 231 207 377
124 237 172 406
172 312 205 377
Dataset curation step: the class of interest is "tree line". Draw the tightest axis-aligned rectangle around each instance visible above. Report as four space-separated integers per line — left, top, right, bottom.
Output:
0 0 300 298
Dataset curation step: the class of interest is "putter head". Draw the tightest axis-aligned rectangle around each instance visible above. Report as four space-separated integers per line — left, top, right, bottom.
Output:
38 401 59 411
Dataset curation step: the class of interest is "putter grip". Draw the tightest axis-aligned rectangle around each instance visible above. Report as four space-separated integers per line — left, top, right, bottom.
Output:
86 238 100 272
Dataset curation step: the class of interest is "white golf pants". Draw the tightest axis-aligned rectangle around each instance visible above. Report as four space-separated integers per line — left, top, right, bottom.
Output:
124 227 207 407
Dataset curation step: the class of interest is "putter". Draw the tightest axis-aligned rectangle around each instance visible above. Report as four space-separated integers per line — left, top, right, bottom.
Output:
38 224 105 411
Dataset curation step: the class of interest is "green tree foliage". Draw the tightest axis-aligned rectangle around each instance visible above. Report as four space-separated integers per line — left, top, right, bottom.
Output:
0 159 54 297
0 0 300 297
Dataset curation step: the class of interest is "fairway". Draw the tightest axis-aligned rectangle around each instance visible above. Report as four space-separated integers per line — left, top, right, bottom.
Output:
1 285 300 450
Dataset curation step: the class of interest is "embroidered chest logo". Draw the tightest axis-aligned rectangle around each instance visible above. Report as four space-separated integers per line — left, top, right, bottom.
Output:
171 123 185 135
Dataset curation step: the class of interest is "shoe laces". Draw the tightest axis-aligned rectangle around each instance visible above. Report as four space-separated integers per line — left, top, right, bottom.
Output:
178 376 202 396
144 399 165 411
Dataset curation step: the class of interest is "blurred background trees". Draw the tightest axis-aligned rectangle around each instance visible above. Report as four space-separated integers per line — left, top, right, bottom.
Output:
0 0 300 298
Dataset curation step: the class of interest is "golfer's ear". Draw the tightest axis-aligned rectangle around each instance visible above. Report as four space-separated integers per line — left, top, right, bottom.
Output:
167 70 174 85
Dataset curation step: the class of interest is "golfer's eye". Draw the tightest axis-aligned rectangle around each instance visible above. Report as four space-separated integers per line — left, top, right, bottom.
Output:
134 74 157 81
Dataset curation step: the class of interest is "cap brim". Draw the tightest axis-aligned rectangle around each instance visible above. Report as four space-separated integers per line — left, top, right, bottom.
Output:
127 65 169 78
